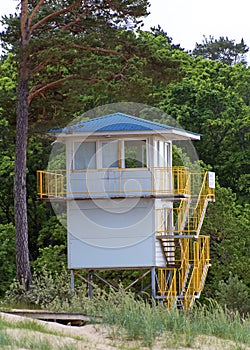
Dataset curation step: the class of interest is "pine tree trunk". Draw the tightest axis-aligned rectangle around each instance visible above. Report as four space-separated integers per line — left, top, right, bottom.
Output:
14 61 32 289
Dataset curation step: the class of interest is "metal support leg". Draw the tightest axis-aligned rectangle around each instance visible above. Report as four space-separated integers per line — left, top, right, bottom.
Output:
88 270 94 298
70 269 74 296
151 267 156 300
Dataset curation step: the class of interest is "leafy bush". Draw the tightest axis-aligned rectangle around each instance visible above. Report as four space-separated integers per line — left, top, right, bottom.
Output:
32 245 67 274
0 223 16 296
215 274 250 315
4 267 72 308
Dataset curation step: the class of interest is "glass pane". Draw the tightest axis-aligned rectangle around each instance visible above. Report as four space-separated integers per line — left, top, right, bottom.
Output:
102 141 118 168
74 142 96 169
124 140 147 168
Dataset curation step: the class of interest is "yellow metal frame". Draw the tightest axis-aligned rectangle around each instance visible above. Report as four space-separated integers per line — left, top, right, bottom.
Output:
157 268 177 309
157 236 210 310
37 166 191 199
156 171 214 310
156 172 215 237
182 236 210 310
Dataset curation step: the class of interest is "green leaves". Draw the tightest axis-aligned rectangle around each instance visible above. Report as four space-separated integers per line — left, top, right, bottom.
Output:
193 35 249 66
0 223 16 295
215 274 250 315
160 57 250 201
202 184 250 295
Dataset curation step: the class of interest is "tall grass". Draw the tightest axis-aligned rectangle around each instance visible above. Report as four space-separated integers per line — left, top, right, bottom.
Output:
0 318 79 349
2 273 250 348
82 290 250 347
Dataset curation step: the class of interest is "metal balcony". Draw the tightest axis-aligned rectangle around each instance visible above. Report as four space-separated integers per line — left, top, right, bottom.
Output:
37 166 190 200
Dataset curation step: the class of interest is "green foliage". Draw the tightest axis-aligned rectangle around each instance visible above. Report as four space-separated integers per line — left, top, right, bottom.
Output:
0 1 180 128
32 245 67 273
160 57 250 202
31 215 67 273
201 184 250 299
0 223 16 295
215 274 250 315
193 35 249 65
89 294 250 346
0 54 17 225
4 267 72 308
37 216 67 248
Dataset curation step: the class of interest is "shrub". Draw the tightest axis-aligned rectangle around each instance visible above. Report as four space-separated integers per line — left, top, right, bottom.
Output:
0 223 16 296
215 274 250 315
4 267 72 308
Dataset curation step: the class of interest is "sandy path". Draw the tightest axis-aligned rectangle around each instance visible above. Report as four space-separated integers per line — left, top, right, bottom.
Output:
0 312 116 350
0 312 249 350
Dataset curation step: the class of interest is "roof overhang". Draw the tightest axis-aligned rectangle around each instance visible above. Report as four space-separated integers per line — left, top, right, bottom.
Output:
51 129 200 142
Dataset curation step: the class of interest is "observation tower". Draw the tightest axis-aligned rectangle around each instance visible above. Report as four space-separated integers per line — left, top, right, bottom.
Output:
37 113 215 310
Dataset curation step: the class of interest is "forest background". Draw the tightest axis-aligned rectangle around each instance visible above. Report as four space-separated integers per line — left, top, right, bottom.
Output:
0 1 249 313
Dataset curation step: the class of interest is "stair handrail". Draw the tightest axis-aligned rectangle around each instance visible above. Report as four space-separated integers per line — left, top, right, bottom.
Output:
183 236 210 310
178 238 190 295
195 236 210 293
158 268 177 309
186 172 215 236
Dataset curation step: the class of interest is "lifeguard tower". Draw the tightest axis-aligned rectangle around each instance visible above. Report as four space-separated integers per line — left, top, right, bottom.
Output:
37 113 215 310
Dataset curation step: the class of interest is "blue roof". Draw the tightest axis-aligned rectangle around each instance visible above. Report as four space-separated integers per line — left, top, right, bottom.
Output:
51 113 200 135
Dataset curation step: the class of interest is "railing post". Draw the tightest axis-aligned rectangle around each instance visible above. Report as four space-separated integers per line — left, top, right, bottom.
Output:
88 270 94 299
70 269 75 296
39 171 43 198
151 267 156 300
194 241 199 292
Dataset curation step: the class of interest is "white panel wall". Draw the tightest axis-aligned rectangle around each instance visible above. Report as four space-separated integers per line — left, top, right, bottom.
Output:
68 198 156 268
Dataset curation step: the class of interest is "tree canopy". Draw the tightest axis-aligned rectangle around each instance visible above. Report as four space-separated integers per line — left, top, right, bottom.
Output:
0 2 249 311
192 35 249 66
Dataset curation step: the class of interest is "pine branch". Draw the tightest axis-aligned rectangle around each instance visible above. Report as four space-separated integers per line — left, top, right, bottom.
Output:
74 44 122 56
28 76 75 104
28 0 46 27
31 58 52 76
30 1 81 34
61 7 92 32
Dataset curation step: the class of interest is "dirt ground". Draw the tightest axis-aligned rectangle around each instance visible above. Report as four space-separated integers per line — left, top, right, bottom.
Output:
0 312 249 350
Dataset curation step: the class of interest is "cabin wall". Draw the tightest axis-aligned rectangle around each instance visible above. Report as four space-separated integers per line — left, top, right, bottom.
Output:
65 135 174 269
68 198 158 269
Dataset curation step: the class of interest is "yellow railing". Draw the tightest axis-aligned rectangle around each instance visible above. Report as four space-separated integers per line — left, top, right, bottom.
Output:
37 166 190 199
155 172 214 309
37 170 65 198
156 172 215 236
178 238 190 294
157 268 177 309
185 172 215 235
183 236 210 310
157 236 210 310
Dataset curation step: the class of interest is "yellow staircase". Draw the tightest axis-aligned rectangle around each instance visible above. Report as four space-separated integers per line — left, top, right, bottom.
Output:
156 171 215 310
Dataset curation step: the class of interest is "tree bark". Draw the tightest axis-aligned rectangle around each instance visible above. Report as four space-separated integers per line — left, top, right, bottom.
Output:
14 59 32 289
13 0 32 290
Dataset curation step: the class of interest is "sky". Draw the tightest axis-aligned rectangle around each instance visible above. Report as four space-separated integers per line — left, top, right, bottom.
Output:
143 0 250 51
1 0 250 53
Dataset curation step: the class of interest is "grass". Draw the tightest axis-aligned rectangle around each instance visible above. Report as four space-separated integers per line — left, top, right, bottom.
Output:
89 290 250 348
1 288 250 349
0 317 82 349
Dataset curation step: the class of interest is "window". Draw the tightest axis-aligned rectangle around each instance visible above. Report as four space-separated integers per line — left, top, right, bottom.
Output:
74 142 96 169
124 140 147 168
155 141 170 167
101 141 119 168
